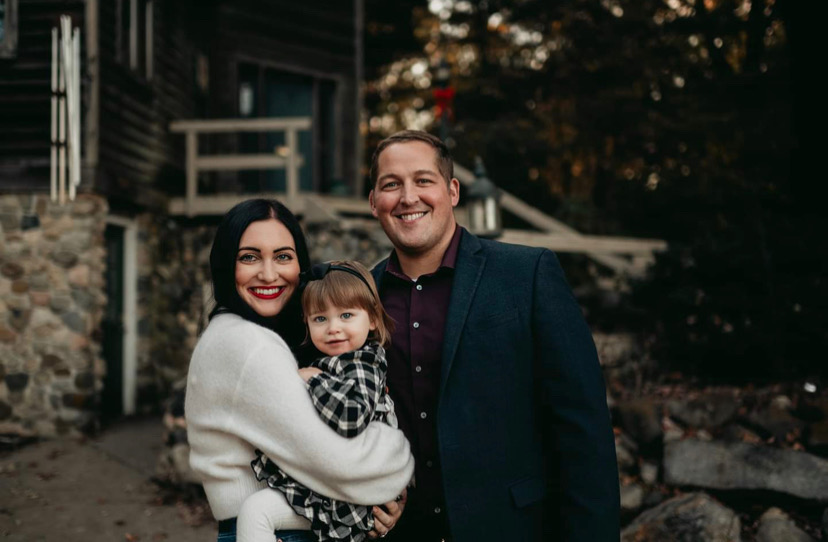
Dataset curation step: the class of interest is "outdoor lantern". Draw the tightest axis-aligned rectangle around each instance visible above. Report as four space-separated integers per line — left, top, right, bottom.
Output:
466 156 502 239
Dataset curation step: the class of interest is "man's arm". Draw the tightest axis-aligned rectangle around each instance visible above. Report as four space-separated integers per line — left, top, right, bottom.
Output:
532 249 620 540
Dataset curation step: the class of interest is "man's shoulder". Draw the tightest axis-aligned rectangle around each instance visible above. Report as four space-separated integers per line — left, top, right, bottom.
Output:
475 235 548 265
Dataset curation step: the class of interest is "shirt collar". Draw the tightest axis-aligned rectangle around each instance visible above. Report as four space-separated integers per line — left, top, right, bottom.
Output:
386 225 463 281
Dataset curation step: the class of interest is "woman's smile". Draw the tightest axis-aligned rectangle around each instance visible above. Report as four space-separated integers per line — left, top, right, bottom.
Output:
248 286 286 299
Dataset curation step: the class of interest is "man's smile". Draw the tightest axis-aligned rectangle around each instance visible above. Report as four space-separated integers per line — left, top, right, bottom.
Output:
396 211 428 222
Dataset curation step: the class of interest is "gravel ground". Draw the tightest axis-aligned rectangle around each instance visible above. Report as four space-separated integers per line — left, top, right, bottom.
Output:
0 418 216 542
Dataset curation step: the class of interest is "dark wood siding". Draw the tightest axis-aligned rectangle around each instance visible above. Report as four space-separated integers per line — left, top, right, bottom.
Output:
2 0 361 199
0 0 85 190
211 0 359 190
97 0 206 209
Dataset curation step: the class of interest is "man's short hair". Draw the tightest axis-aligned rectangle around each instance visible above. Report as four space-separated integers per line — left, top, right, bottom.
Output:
369 130 454 186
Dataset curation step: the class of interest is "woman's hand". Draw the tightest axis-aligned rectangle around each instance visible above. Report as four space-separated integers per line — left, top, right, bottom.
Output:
367 489 407 539
297 367 323 382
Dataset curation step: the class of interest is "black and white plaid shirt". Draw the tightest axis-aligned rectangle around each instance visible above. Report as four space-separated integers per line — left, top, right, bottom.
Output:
251 342 398 541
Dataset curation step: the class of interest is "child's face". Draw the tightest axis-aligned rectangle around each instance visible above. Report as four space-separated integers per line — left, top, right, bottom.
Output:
307 305 376 357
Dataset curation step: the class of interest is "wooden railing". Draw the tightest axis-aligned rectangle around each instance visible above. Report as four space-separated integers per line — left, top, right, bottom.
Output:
169 117 311 216
453 163 667 277
166 119 665 277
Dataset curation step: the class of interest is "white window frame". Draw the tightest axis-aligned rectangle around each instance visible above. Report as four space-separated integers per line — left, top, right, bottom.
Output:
145 0 153 79
0 0 19 58
117 0 153 79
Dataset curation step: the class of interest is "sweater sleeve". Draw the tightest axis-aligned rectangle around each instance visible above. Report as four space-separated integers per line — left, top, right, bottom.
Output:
228 335 413 506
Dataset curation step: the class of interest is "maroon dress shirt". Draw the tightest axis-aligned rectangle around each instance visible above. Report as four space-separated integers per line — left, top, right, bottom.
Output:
378 226 462 541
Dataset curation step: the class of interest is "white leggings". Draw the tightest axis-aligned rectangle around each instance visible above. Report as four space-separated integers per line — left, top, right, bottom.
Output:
236 489 311 542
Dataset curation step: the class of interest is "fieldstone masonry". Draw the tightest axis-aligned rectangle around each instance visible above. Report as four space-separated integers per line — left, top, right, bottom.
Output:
132 216 214 411
129 216 392 416
2 198 629 438
0 194 107 437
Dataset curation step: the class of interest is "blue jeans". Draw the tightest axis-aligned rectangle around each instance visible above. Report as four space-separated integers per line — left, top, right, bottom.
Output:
217 525 315 542
273 531 317 542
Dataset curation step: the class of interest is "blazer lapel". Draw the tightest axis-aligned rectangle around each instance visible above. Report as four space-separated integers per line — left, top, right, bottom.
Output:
371 258 388 290
440 230 485 397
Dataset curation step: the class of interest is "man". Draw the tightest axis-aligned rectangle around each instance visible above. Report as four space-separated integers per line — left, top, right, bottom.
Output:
368 131 619 541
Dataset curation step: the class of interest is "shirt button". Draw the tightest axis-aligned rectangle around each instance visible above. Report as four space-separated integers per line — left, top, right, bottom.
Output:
413 322 420 329
416 284 423 291
426 460 433 467
434 507 441 514
415 365 422 373
420 411 427 419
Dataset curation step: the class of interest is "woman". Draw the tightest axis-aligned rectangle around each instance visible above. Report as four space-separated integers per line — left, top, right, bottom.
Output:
185 199 414 542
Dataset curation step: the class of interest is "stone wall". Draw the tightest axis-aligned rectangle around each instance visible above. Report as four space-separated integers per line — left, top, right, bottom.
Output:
133 216 214 412
303 219 393 269
0 194 108 436
1 200 639 437
134 217 393 407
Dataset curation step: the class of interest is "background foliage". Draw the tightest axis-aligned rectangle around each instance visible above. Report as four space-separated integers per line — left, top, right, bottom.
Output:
363 0 824 383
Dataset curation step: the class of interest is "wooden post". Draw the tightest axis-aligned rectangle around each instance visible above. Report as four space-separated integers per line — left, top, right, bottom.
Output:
286 128 299 202
70 27 81 201
50 28 58 202
186 130 198 217
145 0 154 79
58 36 66 206
58 98 66 205
85 0 99 172
129 0 138 70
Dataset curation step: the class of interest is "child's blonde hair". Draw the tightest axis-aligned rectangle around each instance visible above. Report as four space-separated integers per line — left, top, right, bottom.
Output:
301 260 394 347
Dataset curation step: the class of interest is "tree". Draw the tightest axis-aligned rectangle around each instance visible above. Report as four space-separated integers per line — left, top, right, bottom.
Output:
363 0 823 382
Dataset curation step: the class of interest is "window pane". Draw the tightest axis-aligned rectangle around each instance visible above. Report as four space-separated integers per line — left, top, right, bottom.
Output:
238 63 262 192
318 80 337 192
264 69 314 192
0 0 6 42
235 64 338 194
135 0 146 72
117 0 129 63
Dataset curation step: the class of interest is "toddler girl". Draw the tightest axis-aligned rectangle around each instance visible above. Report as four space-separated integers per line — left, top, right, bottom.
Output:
237 260 400 542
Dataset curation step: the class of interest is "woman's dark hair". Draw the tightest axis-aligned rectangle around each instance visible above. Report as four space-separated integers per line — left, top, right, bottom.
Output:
209 199 310 349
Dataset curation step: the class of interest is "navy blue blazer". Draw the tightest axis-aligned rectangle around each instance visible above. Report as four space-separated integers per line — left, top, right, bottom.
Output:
373 229 619 541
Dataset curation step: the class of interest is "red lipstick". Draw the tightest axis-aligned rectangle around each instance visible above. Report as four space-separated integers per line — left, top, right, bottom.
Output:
248 287 284 300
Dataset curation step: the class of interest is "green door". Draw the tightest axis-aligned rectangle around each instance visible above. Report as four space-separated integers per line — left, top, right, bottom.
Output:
101 225 125 422
263 70 314 192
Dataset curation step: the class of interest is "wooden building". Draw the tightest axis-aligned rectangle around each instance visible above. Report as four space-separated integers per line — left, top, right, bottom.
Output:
0 0 665 438
0 0 364 436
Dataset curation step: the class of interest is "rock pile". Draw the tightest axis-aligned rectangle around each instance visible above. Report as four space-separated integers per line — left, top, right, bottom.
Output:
613 385 828 540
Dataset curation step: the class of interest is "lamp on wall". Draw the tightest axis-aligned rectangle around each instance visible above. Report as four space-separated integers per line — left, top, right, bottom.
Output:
466 157 502 239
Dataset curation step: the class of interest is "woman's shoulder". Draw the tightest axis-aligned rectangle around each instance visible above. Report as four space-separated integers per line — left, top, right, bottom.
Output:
190 313 298 384
199 313 291 353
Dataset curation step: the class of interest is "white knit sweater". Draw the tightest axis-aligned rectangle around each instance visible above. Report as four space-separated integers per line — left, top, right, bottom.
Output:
185 313 415 521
